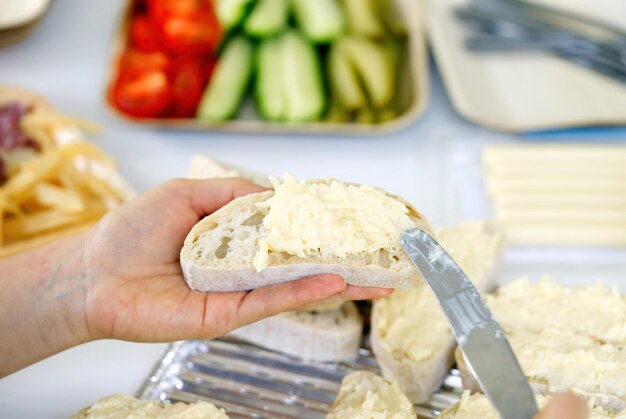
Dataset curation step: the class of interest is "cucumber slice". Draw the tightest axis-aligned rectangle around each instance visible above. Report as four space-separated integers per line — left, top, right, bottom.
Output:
342 0 386 38
280 31 326 121
291 0 345 43
256 37 284 120
244 0 289 38
197 37 254 121
339 37 393 109
215 0 256 31
327 43 365 111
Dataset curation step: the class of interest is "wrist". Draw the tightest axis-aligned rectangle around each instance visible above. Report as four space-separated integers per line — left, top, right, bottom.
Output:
0 232 92 376
40 233 93 347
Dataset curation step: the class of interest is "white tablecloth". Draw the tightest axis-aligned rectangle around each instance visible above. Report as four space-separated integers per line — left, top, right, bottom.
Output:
1 1 624 417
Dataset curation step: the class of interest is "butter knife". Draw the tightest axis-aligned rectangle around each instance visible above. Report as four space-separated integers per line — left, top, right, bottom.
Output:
400 228 538 419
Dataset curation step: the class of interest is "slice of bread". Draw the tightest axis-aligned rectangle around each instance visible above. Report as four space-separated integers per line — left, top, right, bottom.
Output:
181 175 431 292
439 392 625 419
327 371 416 419
72 394 229 418
370 222 504 403
228 301 363 361
455 279 626 412
187 156 361 360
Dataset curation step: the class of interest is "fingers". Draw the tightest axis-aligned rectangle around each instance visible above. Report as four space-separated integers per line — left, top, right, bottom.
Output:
534 394 588 419
311 285 394 306
170 177 268 218
234 274 347 327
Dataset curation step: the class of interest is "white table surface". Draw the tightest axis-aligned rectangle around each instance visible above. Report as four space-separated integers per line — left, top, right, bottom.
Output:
0 1 625 418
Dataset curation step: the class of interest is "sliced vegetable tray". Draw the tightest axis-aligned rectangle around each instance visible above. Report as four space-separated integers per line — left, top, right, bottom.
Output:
106 0 428 135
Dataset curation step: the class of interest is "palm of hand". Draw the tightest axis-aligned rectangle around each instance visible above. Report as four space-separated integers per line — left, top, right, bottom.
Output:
82 179 265 342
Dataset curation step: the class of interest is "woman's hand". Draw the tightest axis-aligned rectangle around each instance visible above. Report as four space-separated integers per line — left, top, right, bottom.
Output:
82 178 391 342
0 178 392 377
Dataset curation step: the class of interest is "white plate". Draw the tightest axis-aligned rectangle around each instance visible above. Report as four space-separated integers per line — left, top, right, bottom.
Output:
0 0 50 30
426 0 626 132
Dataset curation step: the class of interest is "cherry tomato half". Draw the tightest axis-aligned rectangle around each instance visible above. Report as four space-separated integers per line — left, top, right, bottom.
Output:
112 70 172 118
118 49 173 75
159 13 221 54
168 57 206 117
150 0 209 25
130 16 162 52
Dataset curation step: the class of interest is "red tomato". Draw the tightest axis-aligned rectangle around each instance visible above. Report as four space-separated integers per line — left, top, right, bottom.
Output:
111 70 172 118
149 0 220 54
118 49 172 75
150 0 209 25
159 13 221 54
200 53 217 80
130 16 162 52
168 57 206 117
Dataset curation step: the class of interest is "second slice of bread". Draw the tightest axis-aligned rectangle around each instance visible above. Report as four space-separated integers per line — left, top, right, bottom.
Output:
181 176 431 292
228 301 363 361
455 279 626 412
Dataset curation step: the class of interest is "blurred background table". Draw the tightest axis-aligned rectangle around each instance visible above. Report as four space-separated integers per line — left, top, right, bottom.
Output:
0 0 623 417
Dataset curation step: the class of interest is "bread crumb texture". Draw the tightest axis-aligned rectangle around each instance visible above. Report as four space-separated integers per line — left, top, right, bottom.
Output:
486 279 626 398
327 371 416 419
71 394 229 419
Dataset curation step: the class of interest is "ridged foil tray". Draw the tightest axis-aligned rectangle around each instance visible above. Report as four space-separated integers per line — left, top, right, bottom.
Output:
137 338 463 418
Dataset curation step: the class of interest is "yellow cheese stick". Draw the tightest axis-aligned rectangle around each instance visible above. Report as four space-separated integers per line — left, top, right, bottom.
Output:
504 224 626 247
485 166 626 180
486 178 626 195
492 194 626 211
495 208 626 223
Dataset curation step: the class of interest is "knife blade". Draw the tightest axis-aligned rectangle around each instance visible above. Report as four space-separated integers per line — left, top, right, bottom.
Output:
400 228 538 419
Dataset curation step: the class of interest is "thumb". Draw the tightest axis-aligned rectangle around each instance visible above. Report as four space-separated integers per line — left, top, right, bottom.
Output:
534 394 588 419
233 274 347 327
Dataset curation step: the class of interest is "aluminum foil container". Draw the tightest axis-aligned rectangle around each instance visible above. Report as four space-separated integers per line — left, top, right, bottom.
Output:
137 338 463 418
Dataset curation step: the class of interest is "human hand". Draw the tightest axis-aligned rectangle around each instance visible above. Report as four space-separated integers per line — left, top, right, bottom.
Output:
535 393 588 419
81 178 392 343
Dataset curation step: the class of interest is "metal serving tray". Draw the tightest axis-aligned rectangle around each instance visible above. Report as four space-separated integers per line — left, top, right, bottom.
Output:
137 338 463 418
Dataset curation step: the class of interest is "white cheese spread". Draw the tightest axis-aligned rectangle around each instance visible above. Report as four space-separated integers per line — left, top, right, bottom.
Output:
72 394 229 419
253 174 415 271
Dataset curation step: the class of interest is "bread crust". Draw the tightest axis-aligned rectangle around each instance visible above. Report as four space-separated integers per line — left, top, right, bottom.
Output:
228 301 363 361
181 180 432 292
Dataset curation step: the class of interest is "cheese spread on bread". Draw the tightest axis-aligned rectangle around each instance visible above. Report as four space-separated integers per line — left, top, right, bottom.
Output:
507 328 626 397
327 371 416 419
487 279 626 342
443 392 626 419
72 394 229 419
253 174 415 271
484 279 626 397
